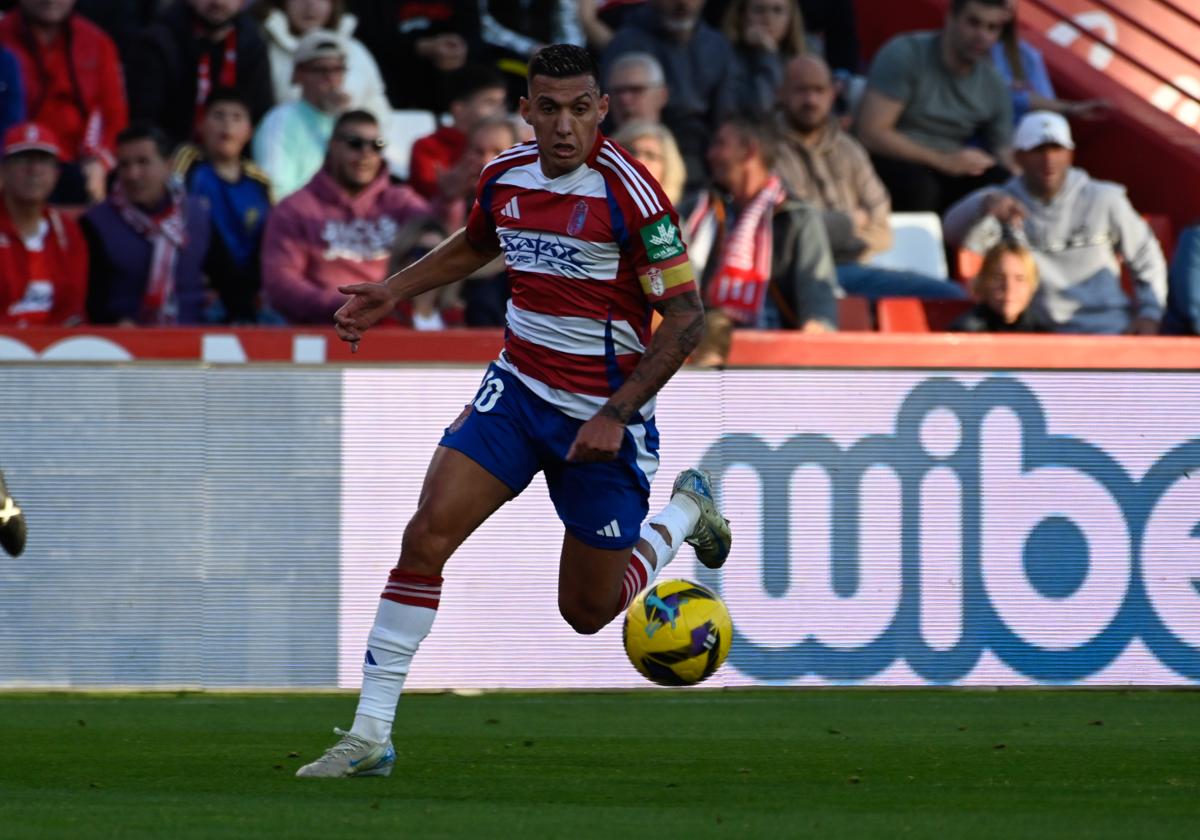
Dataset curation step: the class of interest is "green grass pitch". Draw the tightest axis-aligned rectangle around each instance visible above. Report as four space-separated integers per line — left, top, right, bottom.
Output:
2 690 1198 838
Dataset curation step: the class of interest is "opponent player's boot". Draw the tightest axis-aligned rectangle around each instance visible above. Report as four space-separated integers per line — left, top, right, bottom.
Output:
671 468 731 569
295 728 395 778
0 470 26 558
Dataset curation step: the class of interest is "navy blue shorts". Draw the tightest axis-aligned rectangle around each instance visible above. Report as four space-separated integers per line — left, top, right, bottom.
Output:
439 363 659 550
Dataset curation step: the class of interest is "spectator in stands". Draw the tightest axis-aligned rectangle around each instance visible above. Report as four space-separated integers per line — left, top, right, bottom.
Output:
253 30 348 200
1162 223 1200 336
454 114 518 327
706 0 858 74
944 111 1167 335
346 0 481 113
0 0 127 205
408 65 508 203
83 123 212 325
0 122 86 325
74 0 161 68
259 0 390 124
798 0 859 75
261 109 436 324
602 0 737 197
388 216 454 330
605 51 668 131
0 47 24 139
173 87 273 323
950 239 1041 332
479 1 585 106
776 55 965 301
722 0 806 117
993 0 1107 125
687 115 839 367
613 119 685 207
434 112 520 231
577 0 628 52
855 0 1014 214
128 0 275 149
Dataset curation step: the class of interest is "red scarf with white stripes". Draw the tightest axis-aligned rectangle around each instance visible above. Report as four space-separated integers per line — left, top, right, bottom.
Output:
688 176 786 326
111 179 189 325
194 28 238 136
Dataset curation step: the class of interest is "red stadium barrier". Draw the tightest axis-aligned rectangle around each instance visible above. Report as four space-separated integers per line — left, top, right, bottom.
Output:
2 327 1196 370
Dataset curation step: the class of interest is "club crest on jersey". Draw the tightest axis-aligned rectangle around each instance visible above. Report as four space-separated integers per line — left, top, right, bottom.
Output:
640 216 684 262
567 199 589 236
647 266 665 296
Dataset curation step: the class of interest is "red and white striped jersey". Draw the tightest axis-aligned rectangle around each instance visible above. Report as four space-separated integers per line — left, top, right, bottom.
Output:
464 134 695 421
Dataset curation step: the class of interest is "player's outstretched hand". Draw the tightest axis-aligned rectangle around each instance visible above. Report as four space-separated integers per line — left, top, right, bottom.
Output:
335 282 399 351
567 414 625 462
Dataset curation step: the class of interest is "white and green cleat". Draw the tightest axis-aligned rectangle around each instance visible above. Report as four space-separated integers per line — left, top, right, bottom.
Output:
295 728 395 778
671 468 732 569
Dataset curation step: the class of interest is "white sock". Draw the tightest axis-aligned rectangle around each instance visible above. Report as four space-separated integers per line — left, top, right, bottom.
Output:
639 522 676 577
620 517 688 611
649 493 701 549
352 593 439 743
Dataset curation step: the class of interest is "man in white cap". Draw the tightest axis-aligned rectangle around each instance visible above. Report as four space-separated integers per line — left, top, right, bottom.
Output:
944 110 1167 334
253 29 351 199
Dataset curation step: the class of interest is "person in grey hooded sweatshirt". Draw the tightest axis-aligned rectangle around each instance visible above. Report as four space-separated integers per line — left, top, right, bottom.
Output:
944 111 1166 335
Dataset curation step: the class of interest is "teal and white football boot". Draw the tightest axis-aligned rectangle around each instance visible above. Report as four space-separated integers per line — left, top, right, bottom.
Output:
671 468 732 569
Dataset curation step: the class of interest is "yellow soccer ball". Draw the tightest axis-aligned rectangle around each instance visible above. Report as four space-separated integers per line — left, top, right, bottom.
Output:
623 579 732 686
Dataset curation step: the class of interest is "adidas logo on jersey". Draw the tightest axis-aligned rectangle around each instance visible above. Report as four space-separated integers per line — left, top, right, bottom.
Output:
499 196 521 220
595 519 622 538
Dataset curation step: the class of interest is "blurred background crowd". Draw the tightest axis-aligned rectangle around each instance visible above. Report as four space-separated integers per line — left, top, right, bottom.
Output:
0 0 1195 358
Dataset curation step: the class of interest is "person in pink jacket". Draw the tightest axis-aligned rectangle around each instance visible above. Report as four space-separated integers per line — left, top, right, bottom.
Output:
261 108 442 324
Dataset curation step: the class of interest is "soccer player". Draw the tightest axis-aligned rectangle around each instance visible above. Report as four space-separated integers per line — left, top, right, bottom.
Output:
297 44 731 778
0 468 26 557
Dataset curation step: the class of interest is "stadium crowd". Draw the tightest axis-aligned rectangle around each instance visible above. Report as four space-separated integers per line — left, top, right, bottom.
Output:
0 0 1195 347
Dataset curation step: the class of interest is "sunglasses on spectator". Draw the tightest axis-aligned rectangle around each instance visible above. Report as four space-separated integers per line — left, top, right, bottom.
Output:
337 134 387 152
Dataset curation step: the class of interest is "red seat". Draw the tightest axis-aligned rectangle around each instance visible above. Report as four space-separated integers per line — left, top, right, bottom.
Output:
838 295 874 331
923 299 976 331
955 249 984 288
876 298 975 332
1144 213 1174 260
875 297 928 332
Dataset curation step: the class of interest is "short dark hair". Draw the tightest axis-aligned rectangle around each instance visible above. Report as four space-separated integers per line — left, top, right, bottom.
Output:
718 114 781 170
204 85 251 115
116 122 173 160
332 109 378 136
527 44 599 89
445 64 507 105
950 0 1007 14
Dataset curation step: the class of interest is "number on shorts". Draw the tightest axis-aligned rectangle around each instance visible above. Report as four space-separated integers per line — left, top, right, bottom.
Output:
472 375 505 412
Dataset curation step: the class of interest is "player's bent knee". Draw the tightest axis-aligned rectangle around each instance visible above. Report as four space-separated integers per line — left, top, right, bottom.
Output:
397 515 456 576
559 600 617 636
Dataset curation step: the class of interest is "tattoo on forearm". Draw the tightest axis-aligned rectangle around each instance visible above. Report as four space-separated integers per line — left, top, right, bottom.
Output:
601 291 705 424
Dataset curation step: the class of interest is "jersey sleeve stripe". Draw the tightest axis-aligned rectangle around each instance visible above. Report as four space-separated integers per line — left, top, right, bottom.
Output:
596 154 651 218
506 301 646 356
599 148 660 215
600 143 662 215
